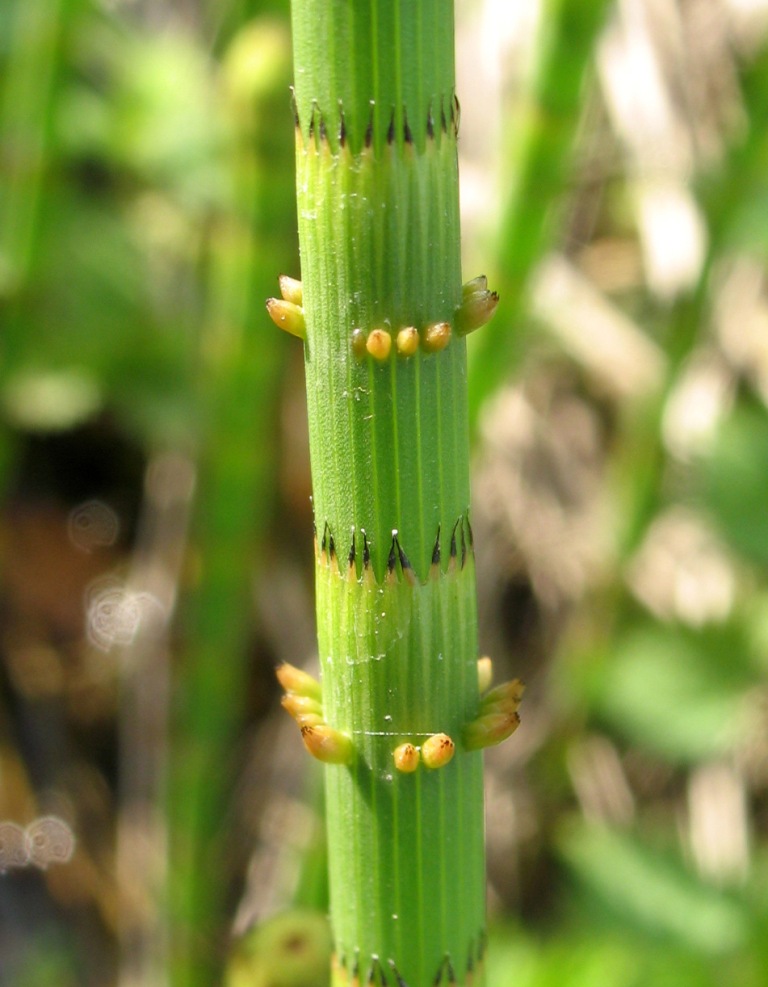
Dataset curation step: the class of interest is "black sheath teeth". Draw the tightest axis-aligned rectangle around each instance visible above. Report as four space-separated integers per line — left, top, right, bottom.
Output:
293 93 458 148
432 525 442 566
387 534 398 573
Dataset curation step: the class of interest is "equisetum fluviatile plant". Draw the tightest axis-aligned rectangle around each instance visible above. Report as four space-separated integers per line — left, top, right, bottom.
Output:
266 3 522 983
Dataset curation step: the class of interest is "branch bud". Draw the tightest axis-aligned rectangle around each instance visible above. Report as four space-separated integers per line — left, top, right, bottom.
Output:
278 274 303 306
275 662 322 701
266 298 306 339
300 724 353 764
421 733 455 769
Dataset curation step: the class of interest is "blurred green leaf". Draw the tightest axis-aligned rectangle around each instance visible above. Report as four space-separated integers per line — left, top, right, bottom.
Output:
558 822 749 955
109 33 224 209
701 404 768 568
592 622 754 763
486 927 637 987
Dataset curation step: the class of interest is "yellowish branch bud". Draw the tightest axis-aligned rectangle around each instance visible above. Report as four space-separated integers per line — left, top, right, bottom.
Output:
421 733 455 769
275 662 322 701
477 656 493 694
281 693 323 722
422 321 451 353
393 742 420 773
266 298 306 339
278 274 303 306
396 326 420 357
366 327 392 361
300 724 353 764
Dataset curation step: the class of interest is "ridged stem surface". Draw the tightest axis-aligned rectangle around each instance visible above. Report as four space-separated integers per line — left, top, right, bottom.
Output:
291 2 485 983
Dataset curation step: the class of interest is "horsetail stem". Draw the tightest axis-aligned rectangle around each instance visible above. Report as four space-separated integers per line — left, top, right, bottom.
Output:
269 3 515 983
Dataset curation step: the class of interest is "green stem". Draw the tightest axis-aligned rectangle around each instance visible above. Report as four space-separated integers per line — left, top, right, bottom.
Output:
0 0 68 298
288 2 485 983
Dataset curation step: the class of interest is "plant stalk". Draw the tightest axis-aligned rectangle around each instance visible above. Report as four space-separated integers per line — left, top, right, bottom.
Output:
285 2 487 983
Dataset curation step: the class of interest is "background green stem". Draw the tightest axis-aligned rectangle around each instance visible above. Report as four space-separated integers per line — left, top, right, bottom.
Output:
168 22 295 987
467 0 612 426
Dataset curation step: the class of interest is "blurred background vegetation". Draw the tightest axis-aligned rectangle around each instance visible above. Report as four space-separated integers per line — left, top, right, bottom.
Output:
1 0 768 985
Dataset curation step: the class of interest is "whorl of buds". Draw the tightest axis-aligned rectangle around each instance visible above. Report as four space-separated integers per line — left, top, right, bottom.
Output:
267 274 498 350
277 662 353 765
348 276 497 361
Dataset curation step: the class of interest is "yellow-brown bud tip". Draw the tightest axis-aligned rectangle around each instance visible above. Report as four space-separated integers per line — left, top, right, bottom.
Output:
300 724 353 764
422 321 451 353
266 298 306 339
421 733 455 769
278 274 303 306
275 662 322 701
393 742 420 773
396 326 420 357
366 328 392 361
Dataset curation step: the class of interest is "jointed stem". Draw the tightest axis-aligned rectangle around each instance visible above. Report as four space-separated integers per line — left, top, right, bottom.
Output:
274 3 508 982
315 524 484 986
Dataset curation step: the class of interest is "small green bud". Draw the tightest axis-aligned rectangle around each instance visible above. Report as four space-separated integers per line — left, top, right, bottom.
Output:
480 678 525 714
455 289 499 337
462 274 488 298
462 711 520 751
351 328 368 358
